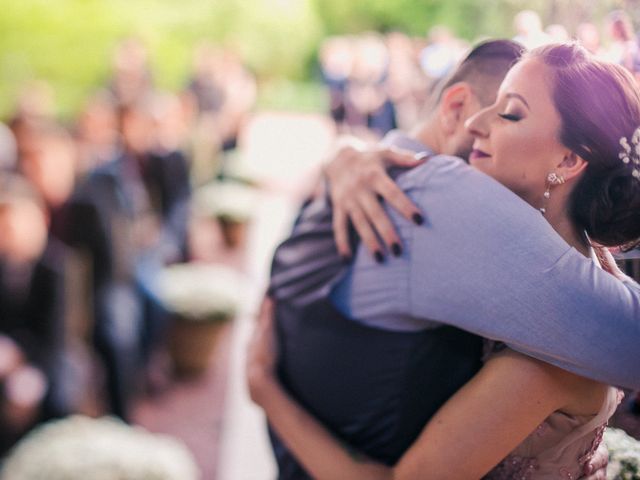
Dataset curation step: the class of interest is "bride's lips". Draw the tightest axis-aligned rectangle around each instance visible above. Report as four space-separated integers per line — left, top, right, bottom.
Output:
469 148 491 162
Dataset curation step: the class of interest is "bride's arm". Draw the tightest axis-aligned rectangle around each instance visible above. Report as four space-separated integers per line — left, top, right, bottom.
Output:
247 300 583 480
246 298 391 480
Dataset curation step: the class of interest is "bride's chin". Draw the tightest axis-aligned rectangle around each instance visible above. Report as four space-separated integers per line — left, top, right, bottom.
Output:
469 158 492 173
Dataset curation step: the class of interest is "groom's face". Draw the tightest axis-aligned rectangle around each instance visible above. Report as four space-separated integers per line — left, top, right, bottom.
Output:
449 85 501 162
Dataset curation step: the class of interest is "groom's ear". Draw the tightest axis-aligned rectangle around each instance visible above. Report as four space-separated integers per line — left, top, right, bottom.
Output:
439 83 473 135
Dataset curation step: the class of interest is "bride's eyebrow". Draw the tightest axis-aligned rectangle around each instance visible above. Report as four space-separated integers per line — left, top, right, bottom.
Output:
505 92 530 111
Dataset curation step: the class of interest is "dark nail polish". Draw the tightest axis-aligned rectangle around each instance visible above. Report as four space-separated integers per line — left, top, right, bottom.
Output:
391 243 402 256
341 255 352 265
412 213 424 225
374 251 385 263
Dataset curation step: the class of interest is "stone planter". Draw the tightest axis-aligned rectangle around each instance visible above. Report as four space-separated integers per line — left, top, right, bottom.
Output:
168 315 230 376
158 263 241 377
217 216 249 249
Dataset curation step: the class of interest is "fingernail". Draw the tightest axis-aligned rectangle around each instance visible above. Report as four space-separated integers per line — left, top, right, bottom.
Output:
391 243 402 256
586 463 594 475
412 213 424 225
341 255 352 265
374 251 385 263
414 152 429 161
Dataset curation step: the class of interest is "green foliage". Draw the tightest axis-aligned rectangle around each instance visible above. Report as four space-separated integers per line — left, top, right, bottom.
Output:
0 0 323 117
0 0 634 117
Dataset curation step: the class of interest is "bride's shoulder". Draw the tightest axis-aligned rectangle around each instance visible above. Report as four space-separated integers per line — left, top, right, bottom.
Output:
485 347 609 416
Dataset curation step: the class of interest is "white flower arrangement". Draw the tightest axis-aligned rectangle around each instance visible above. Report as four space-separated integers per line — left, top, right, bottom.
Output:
619 127 640 181
194 181 257 223
158 263 243 322
0 416 200 480
605 427 640 480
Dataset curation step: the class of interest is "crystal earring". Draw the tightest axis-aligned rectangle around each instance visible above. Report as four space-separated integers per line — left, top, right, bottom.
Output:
540 172 565 215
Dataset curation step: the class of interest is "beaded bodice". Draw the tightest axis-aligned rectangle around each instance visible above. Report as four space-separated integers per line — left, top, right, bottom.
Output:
482 343 623 480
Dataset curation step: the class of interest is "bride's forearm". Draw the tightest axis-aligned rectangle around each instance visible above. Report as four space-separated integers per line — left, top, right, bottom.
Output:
257 378 392 480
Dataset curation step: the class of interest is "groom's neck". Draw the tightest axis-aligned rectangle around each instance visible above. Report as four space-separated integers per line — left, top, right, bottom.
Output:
409 115 442 156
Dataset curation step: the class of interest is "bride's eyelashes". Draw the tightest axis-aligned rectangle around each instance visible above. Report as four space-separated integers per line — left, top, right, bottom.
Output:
498 113 522 122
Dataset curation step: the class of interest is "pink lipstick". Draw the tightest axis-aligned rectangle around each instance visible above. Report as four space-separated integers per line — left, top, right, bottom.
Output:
469 149 490 161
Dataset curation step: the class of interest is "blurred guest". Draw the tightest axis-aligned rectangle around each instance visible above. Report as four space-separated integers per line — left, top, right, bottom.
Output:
513 10 551 49
186 44 255 182
0 175 77 440
0 334 47 453
604 10 640 79
75 90 120 175
0 122 17 172
216 49 257 152
385 32 430 130
577 22 604 56
66 95 191 415
7 80 57 160
187 42 226 121
344 33 396 139
18 124 78 242
545 24 569 43
319 36 354 128
419 26 465 82
108 37 154 107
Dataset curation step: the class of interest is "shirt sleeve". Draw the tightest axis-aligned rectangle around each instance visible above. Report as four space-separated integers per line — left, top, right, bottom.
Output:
403 156 640 389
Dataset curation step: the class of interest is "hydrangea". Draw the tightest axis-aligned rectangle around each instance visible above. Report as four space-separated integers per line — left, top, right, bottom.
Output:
158 263 242 322
194 181 257 222
605 427 640 480
0 416 200 480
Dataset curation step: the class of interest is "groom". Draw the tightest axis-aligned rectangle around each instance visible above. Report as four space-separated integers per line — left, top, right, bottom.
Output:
266 40 633 479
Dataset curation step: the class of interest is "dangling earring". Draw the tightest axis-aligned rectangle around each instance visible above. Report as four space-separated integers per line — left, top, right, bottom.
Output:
540 172 565 214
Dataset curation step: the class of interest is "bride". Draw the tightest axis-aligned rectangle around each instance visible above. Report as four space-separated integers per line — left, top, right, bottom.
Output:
248 43 640 479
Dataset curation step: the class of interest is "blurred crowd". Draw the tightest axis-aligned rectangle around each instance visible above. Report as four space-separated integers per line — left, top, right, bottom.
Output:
2 6 640 457
0 37 256 452
320 9 640 140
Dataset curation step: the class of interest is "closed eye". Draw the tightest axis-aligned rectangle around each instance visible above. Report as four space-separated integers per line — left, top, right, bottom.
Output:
498 113 521 121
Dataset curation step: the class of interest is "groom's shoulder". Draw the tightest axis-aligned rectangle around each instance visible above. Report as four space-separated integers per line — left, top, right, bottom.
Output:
396 154 488 191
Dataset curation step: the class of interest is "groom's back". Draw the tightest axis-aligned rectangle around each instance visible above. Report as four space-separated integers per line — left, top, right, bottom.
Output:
272 298 482 478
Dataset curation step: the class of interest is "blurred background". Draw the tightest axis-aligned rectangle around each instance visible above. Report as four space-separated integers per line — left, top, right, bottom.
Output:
0 0 639 479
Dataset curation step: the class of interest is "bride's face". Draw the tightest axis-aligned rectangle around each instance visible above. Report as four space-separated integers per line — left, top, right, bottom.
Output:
465 58 568 207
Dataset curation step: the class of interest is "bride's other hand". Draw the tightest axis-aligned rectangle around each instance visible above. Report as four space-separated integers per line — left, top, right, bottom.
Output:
246 296 278 405
593 245 634 283
324 142 426 259
581 442 608 480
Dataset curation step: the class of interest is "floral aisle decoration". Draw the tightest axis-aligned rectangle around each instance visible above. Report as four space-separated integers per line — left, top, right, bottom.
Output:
605 427 640 480
0 415 199 480
159 263 242 375
194 181 257 248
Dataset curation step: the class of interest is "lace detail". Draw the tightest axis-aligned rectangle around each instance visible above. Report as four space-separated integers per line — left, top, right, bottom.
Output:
577 390 624 466
485 455 539 480
578 424 606 466
559 466 577 478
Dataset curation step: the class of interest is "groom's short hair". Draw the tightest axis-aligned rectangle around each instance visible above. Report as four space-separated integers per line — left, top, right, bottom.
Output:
431 39 525 108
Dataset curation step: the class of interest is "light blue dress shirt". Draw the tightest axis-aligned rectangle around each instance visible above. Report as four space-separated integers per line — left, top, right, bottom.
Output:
330 153 640 388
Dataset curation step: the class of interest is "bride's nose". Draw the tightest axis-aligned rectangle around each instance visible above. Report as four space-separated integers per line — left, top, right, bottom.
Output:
465 107 490 138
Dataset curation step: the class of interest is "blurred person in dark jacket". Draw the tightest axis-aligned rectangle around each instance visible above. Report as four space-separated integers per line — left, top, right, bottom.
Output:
74 90 121 175
66 94 191 415
0 175 77 448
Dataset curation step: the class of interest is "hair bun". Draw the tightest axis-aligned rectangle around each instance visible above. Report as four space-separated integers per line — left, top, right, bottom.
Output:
574 165 640 249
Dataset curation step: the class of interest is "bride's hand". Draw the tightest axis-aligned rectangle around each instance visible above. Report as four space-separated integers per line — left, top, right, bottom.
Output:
581 442 608 480
593 245 633 283
246 296 278 405
324 141 426 259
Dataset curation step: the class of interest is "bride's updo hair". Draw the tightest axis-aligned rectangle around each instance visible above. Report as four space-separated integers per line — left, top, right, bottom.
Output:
528 43 640 249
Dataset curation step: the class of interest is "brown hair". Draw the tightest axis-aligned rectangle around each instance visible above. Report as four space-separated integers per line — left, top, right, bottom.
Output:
529 43 640 249
432 39 525 108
